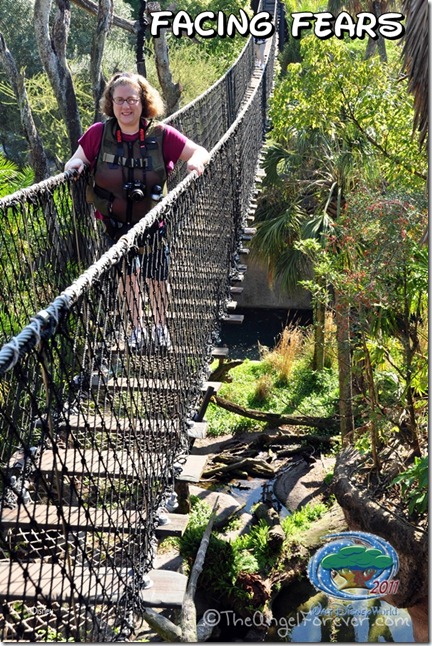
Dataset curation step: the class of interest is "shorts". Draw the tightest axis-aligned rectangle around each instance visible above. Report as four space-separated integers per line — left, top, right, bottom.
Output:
103 219 170 280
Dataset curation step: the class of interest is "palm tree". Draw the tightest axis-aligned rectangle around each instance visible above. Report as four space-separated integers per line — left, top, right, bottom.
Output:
401 0 428 147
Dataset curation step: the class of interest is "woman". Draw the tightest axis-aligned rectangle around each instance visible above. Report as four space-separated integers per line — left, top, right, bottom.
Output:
65 72 210 351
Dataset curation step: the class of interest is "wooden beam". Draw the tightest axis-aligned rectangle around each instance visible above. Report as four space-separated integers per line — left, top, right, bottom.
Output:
0 505 189 537
0 563 187 607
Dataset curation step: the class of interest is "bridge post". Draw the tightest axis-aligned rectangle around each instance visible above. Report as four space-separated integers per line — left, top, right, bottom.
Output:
137 0 148 76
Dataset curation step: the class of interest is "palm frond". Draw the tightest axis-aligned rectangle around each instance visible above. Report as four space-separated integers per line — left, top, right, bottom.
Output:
0 154 34 197
273 245 312 289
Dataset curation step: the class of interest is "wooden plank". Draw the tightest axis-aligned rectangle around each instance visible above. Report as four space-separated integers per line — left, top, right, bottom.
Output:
1 505 188 538
201 381 222 393
0 563 187 607
155 513 190 538
187 422 208 440
222 314 244 325
138 570 187 608
96 377 180 391
65 414 188 436
0 504 142 533
230 272 245 283
37 448 166 477
175 454 208 483
211 347 229 359
94 377 221 394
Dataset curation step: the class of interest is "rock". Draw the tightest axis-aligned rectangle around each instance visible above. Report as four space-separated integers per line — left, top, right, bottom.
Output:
274 456 335 511
189 485 243 528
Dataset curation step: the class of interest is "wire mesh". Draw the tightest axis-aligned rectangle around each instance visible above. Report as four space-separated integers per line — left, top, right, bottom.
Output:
0 4 278 640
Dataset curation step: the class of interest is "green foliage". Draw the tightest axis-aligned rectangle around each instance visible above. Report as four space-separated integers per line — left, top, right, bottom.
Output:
179 498 328 607
391 456 428 516
283 363 339 417
24 73 94 167
325 190 428 429
167 0 250 60
36 627 74 642
188 495 213 528
232 519 274 572
281 501 327 538
269 36 427 191
0 154 34 197
206 355 339 436
168 45 222 106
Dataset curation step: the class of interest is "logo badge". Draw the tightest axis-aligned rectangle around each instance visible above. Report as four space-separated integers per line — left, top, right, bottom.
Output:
308 531 399 600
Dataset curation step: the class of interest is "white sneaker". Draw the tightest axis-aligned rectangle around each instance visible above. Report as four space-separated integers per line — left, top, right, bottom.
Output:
128 327 149 351
153 325 173 351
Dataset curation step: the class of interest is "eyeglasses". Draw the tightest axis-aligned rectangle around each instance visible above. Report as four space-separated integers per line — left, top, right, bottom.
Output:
112 96 140 105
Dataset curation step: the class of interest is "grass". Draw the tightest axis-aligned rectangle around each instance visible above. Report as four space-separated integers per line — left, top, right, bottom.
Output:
206 323 339 437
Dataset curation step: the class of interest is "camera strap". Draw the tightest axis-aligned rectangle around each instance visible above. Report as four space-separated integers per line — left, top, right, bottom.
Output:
115 123 149 225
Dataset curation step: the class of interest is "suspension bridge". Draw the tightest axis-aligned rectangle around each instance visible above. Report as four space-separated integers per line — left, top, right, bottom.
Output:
0 4 278 641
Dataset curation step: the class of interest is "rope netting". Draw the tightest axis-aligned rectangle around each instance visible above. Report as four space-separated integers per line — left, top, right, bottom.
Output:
0 11 277 642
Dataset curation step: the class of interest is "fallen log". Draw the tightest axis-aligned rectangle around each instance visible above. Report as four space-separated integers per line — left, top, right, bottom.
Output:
216 449 258 464
209 359 243 382
139 609 181 642
180 498 219 642
257 432 336 447
203 457 275 479
213 395 337 430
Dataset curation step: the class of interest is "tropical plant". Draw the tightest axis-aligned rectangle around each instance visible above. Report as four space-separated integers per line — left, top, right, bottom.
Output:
400 0 428 146
321 190 428 458
0 154 34 197
390 455 428 516
253 34 427 445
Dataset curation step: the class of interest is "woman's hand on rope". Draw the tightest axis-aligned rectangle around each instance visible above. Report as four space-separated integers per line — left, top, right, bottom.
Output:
64 145 90 177
180 141 210 177
65 158 86 175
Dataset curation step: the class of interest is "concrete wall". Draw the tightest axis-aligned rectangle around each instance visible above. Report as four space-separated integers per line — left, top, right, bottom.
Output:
236 256 311 310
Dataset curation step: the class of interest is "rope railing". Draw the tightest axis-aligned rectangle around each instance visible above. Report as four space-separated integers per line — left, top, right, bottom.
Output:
0 4 278 640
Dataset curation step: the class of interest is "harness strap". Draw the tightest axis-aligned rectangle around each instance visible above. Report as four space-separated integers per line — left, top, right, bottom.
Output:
102 153 149 168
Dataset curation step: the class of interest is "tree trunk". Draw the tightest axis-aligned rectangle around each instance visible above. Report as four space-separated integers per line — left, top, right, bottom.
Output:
213 395 337 430
0 33 50 181
34 0 82 155
180 500 219 642
361 335 380 469
90 0 112 121
365 2 387 62
313 298 326 371
148 4 181 114
71 0 136 33
334 289 354 443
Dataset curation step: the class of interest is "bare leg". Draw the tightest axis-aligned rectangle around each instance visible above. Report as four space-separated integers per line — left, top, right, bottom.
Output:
118 263 148 349
119 268 143 330
147 279 170 327
147 278 172 349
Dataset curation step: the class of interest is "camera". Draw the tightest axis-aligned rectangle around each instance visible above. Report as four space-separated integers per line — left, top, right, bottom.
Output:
124 180 146 202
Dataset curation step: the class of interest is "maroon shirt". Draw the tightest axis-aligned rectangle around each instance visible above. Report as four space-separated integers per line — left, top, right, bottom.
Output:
79 121 188 219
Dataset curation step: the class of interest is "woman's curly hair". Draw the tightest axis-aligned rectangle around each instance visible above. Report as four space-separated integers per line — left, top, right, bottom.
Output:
100 72 165 119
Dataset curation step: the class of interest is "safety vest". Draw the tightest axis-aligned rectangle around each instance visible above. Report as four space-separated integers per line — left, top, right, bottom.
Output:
87 118 167 227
